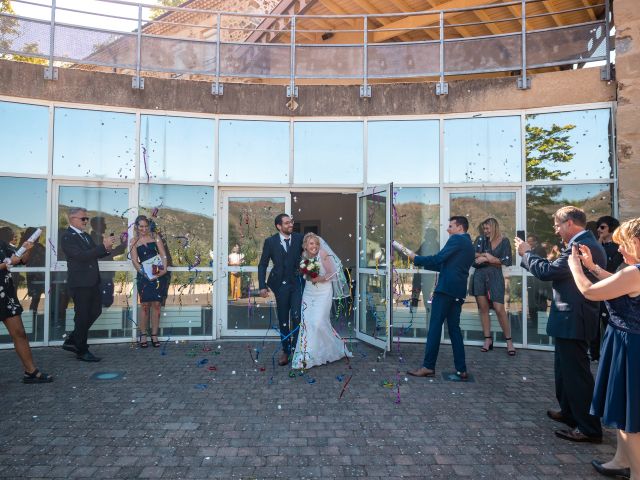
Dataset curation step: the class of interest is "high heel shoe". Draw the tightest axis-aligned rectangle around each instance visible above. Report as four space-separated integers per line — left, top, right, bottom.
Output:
138 333 148 348
480 336 493 352
505 337 516 356
151 334 161 348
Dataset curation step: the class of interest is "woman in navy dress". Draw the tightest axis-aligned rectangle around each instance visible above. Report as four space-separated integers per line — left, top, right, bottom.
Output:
0 239 52 383
568 217 640 479
130 215 168 348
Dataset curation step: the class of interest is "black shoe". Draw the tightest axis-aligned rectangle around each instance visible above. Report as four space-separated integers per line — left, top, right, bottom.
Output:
591 460 630 479
76 351 101 362
62 341 80 355
554 428 602 444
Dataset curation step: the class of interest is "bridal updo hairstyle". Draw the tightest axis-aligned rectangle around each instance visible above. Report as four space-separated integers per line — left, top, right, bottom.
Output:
303 232 321 257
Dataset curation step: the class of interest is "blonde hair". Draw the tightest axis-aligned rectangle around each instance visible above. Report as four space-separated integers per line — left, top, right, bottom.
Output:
612 218 640 258
303 232 320 255
481 217 501 242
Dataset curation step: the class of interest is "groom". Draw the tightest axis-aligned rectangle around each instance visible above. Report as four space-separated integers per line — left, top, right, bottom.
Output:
258 214 304 366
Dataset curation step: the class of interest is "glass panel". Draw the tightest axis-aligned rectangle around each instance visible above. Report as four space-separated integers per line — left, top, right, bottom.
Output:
368 121 439 184
55 26 137 66
392 187 440 264
227 197 285 268
141 37 216 74
294 122 363 184
219 120 289 183
0 177 47 267
140 115 215 182
138 184 214 268
57 186 129 262
392 271 436 339
219 43 290 78
450 191 516 262
527 23 607 68
444 116 521 183
526 184 613 247
526 276 554 346
153 271 213 337
0 101 48 175
48 271 134 342
526 109 612 181
359 190 387 268
295 46 363 78
368 42 439 78
53 108 136 179
227 272 277 330
359 273 388 341
444 35 521 74
0 272 45 343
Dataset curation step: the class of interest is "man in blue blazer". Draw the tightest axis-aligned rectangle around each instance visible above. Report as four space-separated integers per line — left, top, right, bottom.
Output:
516 206 605 443
258 214 304 366
406 216 475 380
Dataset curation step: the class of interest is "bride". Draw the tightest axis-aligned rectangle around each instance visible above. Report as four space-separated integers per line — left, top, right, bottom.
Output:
292 233 353 370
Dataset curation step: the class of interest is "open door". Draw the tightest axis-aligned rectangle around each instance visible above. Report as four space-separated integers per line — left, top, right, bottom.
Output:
355 184 392 352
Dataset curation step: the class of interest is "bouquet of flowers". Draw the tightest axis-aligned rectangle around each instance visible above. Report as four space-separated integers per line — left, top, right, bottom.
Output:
299 257 320 280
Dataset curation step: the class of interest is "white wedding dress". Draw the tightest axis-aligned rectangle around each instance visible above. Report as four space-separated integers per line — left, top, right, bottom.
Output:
291 260 353 369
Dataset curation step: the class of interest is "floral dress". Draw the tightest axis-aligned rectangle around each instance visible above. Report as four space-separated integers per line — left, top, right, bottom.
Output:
0 240 23 321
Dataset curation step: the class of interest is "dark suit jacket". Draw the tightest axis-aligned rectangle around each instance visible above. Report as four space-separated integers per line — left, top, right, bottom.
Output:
413 233 475 300
61 227 110 289
521 230 606 341
258 233 303 293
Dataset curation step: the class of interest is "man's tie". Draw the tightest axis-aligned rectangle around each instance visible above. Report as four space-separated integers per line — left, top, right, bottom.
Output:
80 232 90 245
284 238 290 252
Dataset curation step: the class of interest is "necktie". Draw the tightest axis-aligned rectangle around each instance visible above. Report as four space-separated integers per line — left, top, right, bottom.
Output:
80 232 90 244
284 238 290 252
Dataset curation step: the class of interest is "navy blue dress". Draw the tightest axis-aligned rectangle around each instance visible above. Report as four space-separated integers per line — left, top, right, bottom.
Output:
0 241 23 321
590 264 640 433
136 242 168 303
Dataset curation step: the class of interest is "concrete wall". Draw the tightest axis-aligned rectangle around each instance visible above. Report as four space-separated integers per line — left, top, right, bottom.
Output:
614 0 640 219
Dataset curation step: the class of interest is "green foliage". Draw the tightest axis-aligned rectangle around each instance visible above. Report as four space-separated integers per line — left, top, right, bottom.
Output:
149 0 185 20
1 1 47 64
525 119 576 181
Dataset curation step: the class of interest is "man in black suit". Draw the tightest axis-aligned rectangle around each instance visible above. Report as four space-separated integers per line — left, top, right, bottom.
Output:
516 206 605 443
258 214 303 366
60 207 115 362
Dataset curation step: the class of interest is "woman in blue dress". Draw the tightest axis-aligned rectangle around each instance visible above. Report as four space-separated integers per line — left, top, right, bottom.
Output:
568 218 640 479
130 215 168 348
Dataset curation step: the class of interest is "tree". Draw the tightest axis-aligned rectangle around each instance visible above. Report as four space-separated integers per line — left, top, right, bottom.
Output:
1 1 47 64
525 119 576 181
150 0 186 20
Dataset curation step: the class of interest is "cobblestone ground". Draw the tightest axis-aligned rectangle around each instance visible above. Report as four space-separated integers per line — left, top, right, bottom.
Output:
0 340 614 479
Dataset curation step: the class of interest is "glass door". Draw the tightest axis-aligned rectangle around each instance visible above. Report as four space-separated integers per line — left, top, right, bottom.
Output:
356 184 392 351
219 191 291 337
50 182 135 343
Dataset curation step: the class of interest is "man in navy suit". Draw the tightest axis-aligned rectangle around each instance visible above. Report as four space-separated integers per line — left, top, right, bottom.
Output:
516 206 605 443
406 216 475 380
60 207 115 362
258 214 304 366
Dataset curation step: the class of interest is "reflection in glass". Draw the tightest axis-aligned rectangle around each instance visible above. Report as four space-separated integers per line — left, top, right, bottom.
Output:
526 109 612 181
0 101 48 175
444 116 521 183
393 187 439 267
392 271 437 339
526 276 554 346
0 272 44 343
139 184 214 268
526 184 613 247
53 108 136 179
368 120 439 184
228 197 285 267
219 119 289 183
227 272 277 330
48 271 134 341
359 273 387 340
359 190 387 268
0 177 47 266
294 121 363 184
57 186 129 262
140 115 215 182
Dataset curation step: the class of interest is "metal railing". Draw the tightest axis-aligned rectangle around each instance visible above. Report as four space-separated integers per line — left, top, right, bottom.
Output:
0 0 613 95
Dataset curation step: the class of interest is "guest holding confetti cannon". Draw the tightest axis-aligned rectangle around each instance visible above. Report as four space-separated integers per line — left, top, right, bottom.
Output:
130 215 168 348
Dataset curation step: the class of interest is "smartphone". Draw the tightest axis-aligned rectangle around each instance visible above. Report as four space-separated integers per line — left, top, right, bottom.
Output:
516 230 526 241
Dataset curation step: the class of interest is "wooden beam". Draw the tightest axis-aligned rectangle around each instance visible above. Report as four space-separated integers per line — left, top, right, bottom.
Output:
578 0 597 21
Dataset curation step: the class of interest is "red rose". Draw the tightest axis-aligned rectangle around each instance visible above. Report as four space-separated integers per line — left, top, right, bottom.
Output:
310 271 319 279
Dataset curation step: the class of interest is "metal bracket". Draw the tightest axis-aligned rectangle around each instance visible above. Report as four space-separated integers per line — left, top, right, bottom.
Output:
286 85 298 98
211 83 224 95
600 66 613 81
360 85 372 98
43 67 58 81
435 82 448 96
517 76 531 90
132 76 144 90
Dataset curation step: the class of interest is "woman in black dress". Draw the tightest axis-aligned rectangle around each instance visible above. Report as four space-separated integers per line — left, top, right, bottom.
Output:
0 238 52 383
130 216 168 348
470 218 516 355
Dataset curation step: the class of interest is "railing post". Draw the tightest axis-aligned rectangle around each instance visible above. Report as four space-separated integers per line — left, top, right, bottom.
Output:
517 0 530 89
43 0 57 80
360 15 371 98
212 13 223 95
436 11 448 95
600 0 612 81
132 4 144 89
287 16 298 99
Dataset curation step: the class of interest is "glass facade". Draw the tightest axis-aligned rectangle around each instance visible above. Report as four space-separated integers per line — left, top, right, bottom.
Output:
0 100 616 350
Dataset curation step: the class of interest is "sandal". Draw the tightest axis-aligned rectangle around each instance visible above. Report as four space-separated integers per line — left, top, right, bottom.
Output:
138 333 148 349
151 334 161 348
480 336 493 352
22 368 53 384
505 337 516 356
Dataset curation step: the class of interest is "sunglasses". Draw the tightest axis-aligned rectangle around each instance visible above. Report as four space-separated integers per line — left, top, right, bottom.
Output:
597 225 608 230
72 217 90 221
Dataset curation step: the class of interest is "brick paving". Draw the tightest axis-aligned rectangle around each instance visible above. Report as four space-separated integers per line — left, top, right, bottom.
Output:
0 340 614 479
